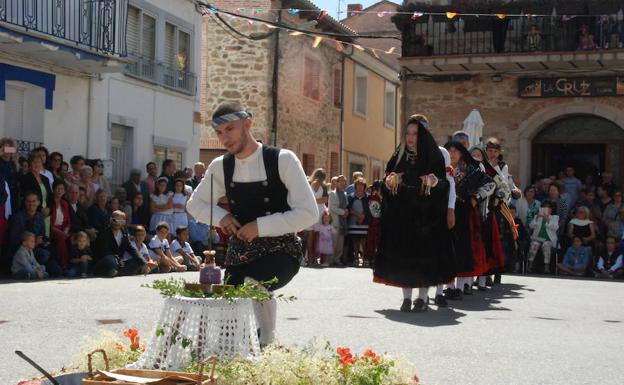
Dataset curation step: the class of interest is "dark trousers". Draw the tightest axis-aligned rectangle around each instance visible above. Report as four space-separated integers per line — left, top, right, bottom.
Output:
225 252 300 291
93 255 144 277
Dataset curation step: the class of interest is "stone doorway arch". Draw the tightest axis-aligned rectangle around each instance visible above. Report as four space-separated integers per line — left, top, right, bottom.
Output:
517 102 624 187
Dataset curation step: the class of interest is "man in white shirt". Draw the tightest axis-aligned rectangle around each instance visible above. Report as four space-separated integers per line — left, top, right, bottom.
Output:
187 101 318 345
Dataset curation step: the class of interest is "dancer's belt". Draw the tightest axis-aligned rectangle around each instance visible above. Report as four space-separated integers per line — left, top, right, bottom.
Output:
225 233 303 266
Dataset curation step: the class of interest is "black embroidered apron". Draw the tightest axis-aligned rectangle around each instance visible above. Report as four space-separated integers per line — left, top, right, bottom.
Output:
223 145 301 290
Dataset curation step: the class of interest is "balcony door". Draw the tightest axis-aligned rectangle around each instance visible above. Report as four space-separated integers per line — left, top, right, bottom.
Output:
110 123 133 191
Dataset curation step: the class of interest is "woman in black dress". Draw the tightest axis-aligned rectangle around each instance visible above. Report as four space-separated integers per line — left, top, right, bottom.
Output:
373 115 455 312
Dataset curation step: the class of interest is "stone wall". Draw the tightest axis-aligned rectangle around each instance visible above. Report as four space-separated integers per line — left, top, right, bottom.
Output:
402 74 624 185
200 1 273 148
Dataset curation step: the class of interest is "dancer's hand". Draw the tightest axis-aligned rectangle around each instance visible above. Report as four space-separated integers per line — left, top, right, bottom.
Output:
447 209 455 229
237 220 259 243
219 214 241 235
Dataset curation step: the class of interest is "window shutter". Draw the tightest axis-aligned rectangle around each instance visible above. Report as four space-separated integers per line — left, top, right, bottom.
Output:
356 75 367 115
165 23 176 67
385 87 395 127
142 14 156 59
304 57 321 101
127 6 140 55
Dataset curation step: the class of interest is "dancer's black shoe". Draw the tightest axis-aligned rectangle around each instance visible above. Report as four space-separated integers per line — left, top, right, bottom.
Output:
463 284 473 295
412 298 428 312
434 295 448 307
400 299 412 312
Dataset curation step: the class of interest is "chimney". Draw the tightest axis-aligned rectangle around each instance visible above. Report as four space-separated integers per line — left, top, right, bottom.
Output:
347 4 363 15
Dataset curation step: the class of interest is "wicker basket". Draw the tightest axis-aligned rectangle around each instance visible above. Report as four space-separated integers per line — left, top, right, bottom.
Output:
81 350 217 385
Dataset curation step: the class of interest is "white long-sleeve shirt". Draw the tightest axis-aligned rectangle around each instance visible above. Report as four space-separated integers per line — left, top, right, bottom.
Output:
187 144 319 238
439 146 456 210
597 254 623 272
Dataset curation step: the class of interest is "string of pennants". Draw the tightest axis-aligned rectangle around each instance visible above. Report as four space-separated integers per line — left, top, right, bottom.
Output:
204 5 624 21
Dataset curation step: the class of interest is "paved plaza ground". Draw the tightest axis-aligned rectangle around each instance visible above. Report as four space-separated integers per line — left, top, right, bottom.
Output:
1 268 623 385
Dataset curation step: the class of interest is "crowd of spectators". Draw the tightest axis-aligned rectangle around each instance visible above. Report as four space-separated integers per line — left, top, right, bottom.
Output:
0 137 218 280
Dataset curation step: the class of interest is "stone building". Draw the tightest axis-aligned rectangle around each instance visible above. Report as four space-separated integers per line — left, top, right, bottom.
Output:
200 0 400 182
394 0 624 187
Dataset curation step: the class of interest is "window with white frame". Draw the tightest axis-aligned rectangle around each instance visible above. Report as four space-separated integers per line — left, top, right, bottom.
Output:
354 65 368 116
384 81 396 128
165 22 191 71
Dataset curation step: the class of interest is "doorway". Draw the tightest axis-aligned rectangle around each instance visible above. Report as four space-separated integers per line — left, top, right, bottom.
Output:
531 115 624 184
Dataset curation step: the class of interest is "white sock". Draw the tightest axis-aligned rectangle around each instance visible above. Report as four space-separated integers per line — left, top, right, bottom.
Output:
417 287 428 300
435 284 444 296
402 288 413 300
253 298 277 346
447 280 456 289
478 276 486 287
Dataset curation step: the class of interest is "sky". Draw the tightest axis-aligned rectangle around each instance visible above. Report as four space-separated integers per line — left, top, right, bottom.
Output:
313 0 401 20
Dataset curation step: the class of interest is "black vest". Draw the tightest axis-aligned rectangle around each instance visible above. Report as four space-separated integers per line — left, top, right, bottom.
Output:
223 145 291 226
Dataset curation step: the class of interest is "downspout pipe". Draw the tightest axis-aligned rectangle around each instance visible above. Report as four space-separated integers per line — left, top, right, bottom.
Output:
271 10 282 146
340 45 354 176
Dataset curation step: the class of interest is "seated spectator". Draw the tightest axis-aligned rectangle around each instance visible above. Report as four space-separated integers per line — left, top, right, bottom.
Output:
131 225 158 274
124 193 150 233
67 231 92 278
9 193 61 277
19 152 52 217
600 171 619 196
92 210 145 277
148 222 187 273
516 185 541 228
88 189 111 233
595 236 623 279
122 169 149 207
567 206 596 249
67 184 96 240
527 200 559 273
78 165 96 207
187 162 205 190
12 232 48 280
604 191 623 237
612 207 624 240
90 159 111 196
525 25 542 51
188 218 213 255
32 146 54 190
149 177 173 234
50 181 71 269
61 161 69 175
110 196 121 213
596 185 613 218
171 226 201 271
48 152 66 185
68 155 85 185
114 187 128 208
18 156 29 177
558 236 590 276
144 162 158 194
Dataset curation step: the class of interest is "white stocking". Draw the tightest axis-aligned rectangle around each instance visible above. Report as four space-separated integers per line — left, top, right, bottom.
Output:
478 276 486 288
435 284 444 296
253 298 277 346
417 287 429 300
402 288 413 300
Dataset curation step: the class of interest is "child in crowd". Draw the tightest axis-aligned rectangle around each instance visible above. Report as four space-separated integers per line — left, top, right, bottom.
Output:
313 210 337 267
527 200 559 273
171 226 201 271
558 235 590 276
171 179 189 232
595 236 623 279
149 177 174 234
133 225 159 274
148 222 187 273
68 231 92 278
12 232 48 280
365 181 382 265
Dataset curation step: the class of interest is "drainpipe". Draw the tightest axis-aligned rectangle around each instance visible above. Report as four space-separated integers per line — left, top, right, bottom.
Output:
340 45 354 175
87 75 94 158
270 10 282 146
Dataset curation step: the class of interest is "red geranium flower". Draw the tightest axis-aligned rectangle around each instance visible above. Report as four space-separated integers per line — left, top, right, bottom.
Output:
123 328 141 351
362 349 380 364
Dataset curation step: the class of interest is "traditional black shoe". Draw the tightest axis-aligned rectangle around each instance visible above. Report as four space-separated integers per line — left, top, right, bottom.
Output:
472 279 479 287
400 299 412 312
434 294 448 307
463 284 473 295
412 298 428 312
444 288 462 300
485 276 494 287
493 274 501 285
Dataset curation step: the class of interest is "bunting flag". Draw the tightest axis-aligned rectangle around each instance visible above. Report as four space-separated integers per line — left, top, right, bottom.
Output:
353 44 365 51
318 10 329 20
335 41 345 52
289 31 303 36
371 49 380 59
385 47 396 54
412 12 424 20
287 8 299 15
313 36 323 48
377 11 390 18
496 13 507 19
446 12 457 19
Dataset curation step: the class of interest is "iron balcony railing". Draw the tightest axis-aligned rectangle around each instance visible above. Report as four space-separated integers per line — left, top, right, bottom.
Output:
16 140 43 158
0 0 128 57
403 15 624 57
125 55 196 95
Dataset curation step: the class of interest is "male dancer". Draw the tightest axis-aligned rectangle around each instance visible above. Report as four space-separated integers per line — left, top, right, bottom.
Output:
187 101 318 345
